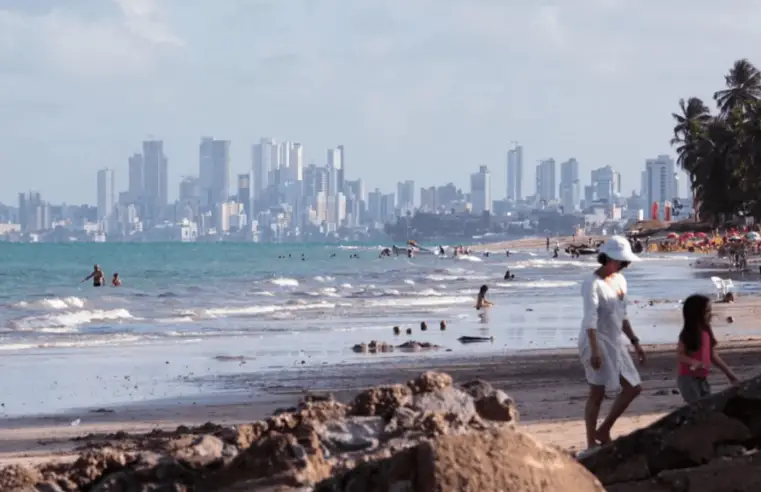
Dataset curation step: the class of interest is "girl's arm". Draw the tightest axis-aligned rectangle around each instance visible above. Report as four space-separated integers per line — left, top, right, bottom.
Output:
677 341 702 368
710 348 739 383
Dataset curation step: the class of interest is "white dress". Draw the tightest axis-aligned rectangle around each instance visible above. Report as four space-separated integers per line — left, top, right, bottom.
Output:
578 272 641 392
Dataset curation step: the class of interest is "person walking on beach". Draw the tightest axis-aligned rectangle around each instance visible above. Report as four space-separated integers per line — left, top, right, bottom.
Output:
677 294 739 403
82 264 105 287
579 236 645 450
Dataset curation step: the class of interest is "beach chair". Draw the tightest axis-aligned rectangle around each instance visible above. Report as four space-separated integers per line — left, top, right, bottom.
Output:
724 279 735 294
710 276 727 300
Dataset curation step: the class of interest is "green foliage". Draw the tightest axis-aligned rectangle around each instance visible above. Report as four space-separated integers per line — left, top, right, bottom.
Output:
671 59 761 225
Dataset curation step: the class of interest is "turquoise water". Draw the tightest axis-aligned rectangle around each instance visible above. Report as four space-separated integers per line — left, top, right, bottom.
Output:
0 243 753 415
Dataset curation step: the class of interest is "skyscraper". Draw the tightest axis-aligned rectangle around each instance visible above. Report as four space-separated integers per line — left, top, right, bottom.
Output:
326 147 342 196
535 159 556 202
142 140 168 222
559 158 580 211
644 155 677 219
252 138 277 205
237 173 252 216
591 165 620 202
97 168 115 223
198 137 230 209
336 144 345 193
397 180 415 211
470 166 492 214
289 143 304 182
506 143 523 200
128 154 143 203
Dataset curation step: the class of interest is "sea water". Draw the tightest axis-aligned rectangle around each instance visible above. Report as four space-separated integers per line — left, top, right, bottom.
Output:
0 242 755 416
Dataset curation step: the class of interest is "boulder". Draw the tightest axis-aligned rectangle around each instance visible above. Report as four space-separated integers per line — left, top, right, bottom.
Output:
581 374 761 489
315 426 605 492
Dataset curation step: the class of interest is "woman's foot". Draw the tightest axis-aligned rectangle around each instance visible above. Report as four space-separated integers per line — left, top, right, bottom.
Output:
594 429 612 445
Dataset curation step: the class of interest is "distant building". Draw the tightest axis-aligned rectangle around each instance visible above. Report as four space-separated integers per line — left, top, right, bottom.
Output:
559 158 580 211
199 137 230 210
96 168 115 226
535 159 556 202
470 166 491 215
644 155 678 219
506 143 523 201
591 165 620 202
397 180 415 212
142 140 168 223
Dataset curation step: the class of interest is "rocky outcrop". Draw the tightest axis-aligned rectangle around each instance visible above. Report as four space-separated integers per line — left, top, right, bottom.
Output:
581 374 761 491
0 371 603 491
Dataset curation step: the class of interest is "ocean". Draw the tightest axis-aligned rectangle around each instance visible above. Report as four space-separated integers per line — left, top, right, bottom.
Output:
0 242 759 416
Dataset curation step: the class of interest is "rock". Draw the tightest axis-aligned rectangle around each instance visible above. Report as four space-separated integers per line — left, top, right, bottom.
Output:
396 341 441 352
315 427 605 491
174 435 225 466
352 341 393 354
405 328 412 335
0 464 42 491
351 384 412 419
351 343 368 353
457 336 493 344
407 371 453 394
581 373 761 488
392 326 400 335
474 390 518 423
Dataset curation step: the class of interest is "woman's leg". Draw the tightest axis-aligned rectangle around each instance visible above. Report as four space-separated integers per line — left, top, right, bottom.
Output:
584 384 606 449
596 376 641 443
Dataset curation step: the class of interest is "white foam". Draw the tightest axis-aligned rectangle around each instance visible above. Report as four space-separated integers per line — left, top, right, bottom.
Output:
416 288 443 297
15 296 86 310
0 334 144 351
200 301 335 318
9 308 134 331
509 259 588 270
271 277 299 287
496 280 578 289
404 279 416 285
313 275 335 283
455 255 483 262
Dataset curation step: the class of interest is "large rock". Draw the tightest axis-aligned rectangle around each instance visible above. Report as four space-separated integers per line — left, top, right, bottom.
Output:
581 374 761 489
0 371 526 491
315 426 605 492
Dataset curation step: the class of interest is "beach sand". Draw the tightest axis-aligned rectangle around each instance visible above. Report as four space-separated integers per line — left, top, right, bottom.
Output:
2 290 760 470
471 235 605 252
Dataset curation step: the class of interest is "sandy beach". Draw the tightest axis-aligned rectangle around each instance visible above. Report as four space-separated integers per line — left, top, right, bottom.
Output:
2 295 760 470
470 235 604 252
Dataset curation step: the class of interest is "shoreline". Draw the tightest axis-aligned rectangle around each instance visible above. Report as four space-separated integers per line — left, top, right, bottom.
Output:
2 334 761 468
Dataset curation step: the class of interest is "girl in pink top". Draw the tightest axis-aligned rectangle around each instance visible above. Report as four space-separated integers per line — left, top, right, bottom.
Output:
676 294 739 403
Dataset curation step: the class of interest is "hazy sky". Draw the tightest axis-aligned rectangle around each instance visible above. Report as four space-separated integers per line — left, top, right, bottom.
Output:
0 0 755 205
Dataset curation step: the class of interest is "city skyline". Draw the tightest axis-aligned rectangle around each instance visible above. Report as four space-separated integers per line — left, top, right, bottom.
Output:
0 1 735 204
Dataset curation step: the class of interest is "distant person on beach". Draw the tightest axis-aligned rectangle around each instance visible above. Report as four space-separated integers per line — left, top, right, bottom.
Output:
82 265 105 287
579 236 645 450
476 285 493 310
676 294 739 403
503 269 515 280
112 273 122 286
546 236 550 250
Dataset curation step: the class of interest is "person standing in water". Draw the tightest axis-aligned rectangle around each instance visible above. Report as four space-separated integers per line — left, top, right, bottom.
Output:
82 264 105 287
578 236 645 451
476 285 493 310
112 273 122 286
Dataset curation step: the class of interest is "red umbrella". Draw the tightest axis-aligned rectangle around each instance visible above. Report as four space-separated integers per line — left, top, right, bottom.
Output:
667 232 679 239
695 232 707 238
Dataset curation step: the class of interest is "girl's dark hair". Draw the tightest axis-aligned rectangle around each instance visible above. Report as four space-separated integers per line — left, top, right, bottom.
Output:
597 253 630 270
478 284 488 295
679 294 717 352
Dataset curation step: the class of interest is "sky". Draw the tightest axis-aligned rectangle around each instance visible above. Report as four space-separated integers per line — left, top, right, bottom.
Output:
1 0 759 205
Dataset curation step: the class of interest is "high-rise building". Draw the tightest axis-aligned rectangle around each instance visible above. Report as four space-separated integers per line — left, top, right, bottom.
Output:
470 166 492 214
559 158 580 211
237 173 252 216
367 188 382 223
397 180 415 211
289 143 303 182
96 168 115 223
128 154 143 202
326 147 342 196
590 165 620 203
199 137 231 209
18 191 43 233
420 186 437 212
252 138 277 203
337 145 345 192
644 155 677 219
535 159 556 202
506 143 523 200
142 140 168 222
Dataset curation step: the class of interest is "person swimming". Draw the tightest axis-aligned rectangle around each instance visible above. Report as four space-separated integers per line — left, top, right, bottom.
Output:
112 273 122 287
503 269 515 280
82 264 105 287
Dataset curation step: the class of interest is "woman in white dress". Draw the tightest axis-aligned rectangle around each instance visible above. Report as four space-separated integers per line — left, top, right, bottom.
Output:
579 236 646 450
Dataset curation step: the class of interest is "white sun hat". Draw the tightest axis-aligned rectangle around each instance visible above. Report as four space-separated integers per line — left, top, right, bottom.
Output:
599 235 640 262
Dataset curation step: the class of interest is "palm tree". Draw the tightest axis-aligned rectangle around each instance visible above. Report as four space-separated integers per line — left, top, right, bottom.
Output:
714 59 761 117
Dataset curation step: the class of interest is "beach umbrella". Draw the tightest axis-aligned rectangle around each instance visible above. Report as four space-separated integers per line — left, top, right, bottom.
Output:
667 232 679 239
729 235 743 241
695 232 707 238
746 231 761 241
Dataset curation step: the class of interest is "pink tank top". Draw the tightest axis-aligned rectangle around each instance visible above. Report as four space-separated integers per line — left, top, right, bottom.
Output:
678 330 711 377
